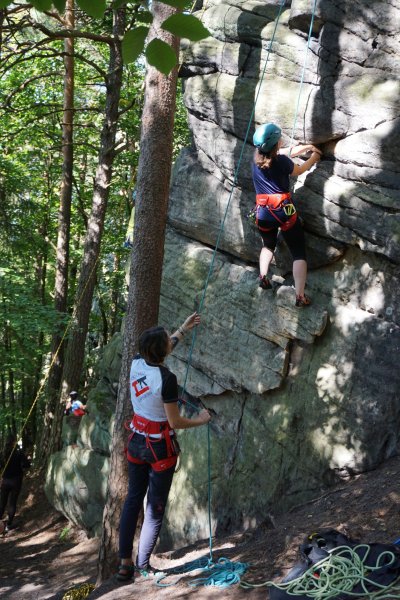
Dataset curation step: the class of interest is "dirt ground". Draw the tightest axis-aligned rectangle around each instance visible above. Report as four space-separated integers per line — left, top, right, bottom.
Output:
1 454 400 600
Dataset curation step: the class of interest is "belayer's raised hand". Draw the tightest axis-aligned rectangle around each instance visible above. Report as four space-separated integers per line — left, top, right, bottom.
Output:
181 311 201 333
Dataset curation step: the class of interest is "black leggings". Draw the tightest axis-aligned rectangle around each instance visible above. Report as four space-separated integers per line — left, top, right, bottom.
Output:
119 433 175 568
259 219 306 261
0 476 23 526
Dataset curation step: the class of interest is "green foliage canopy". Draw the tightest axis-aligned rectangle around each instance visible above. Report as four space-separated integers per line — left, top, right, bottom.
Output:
0 0 211 74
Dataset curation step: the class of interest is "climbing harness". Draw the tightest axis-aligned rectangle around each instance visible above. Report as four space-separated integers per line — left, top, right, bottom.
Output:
125 414 179 472
255 192 297 231
68 401 87 417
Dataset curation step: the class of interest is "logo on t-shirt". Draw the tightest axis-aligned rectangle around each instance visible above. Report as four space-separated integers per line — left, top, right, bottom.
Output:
132 375 150 397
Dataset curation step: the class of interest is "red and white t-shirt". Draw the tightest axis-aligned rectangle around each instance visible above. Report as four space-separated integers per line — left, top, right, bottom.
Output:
130 355 178 422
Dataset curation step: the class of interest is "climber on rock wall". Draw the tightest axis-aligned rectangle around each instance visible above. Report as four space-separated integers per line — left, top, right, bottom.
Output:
252 123 322 307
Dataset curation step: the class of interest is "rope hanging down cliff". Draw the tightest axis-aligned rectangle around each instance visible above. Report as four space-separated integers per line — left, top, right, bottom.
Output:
155 0 319 589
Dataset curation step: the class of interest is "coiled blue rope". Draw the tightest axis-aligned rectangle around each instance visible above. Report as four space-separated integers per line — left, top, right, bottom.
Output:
189 557 250 588
155 557 249 589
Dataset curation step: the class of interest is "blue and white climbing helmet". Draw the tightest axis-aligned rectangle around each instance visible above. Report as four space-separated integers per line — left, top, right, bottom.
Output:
253 123 281 154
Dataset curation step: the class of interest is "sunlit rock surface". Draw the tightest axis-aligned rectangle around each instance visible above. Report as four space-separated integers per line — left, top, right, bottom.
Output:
165 0 400 543
45 335 120 535
45 446 109 537
46 0 400 544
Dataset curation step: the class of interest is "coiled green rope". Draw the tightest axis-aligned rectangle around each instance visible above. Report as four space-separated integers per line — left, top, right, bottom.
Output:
241 545 400 599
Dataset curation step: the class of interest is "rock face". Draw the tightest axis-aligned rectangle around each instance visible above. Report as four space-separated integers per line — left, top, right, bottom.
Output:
46 0 400 546
45 334 120 536
164 0 400 544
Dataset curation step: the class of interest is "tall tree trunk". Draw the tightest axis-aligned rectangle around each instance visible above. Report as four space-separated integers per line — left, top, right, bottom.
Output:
97 1 180 581
33 162 51 454
8 369 16 435
58 8 126 437
38 0 75 467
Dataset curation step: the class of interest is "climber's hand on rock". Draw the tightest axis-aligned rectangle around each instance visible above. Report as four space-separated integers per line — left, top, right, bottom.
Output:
198 409 211 424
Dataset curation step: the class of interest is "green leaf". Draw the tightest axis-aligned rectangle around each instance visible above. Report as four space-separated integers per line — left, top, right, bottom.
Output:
31 0 53 9
52 0 66 11
122 26 149 64
145 39 177 75
0 0 12 8
76 0 106 19
159 0 189 9
137 10 153 24
161 13 210 41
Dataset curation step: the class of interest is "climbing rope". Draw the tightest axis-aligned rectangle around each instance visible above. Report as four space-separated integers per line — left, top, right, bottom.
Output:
155 556 212 587
155 556 249 588
188 557 249 588
159 0 321 589
240 545 400 599
288 0 318 153
167 0 320 589
157 0 287 590
181 0 287 359
181 0 320 400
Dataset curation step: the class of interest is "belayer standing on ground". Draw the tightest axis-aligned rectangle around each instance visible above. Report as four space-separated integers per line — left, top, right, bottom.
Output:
252 123 322 306
116 312 211 582
0 434 31 531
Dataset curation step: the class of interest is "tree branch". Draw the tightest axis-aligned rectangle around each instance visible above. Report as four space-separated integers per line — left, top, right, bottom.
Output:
118 96 141 117
27 18 114 45
3 71 60 109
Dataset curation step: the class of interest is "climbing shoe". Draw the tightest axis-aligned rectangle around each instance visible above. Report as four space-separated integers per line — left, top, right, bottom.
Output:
259 275 272 290
115 563 135 583
295 294 311 307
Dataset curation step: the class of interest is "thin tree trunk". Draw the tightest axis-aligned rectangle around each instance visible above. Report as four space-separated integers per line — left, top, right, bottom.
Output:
109 253 120 337
98 293 108 346
58 8 126 433
38 0 75 466
97 1 180 581
0 374 6 439
8 369 16 435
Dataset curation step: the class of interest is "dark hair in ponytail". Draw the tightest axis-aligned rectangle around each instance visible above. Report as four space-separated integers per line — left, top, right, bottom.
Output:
139 326 170 364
